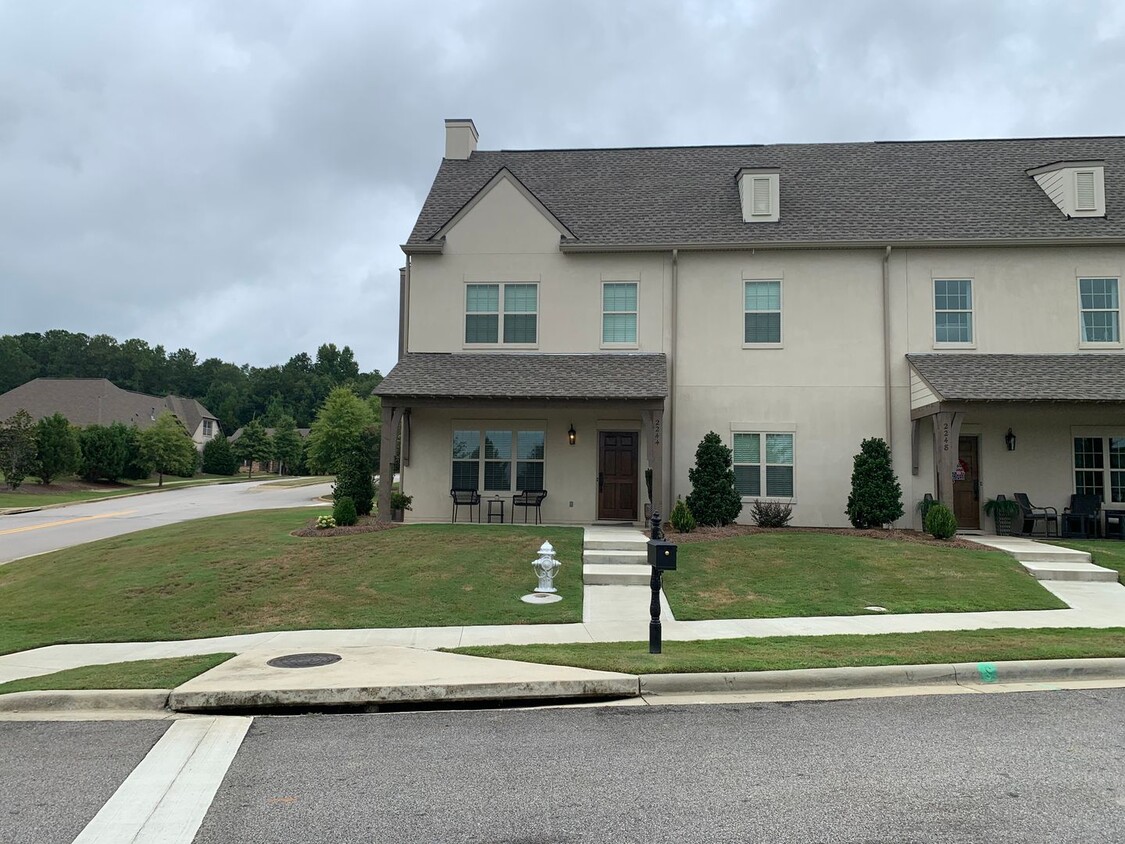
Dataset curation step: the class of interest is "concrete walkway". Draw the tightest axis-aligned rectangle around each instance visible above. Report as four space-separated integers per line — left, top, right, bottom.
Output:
1 529 1123 708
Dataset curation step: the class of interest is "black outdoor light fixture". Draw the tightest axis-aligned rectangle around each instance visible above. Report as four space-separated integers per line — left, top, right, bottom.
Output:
568 424 576 445
1005 428 1017 452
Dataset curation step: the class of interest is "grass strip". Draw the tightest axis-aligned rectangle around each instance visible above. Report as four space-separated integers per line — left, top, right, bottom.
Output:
452 628 1125 674
0 653 234 695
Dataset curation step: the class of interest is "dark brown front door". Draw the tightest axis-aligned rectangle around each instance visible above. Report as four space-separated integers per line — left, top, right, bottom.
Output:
598 431 638 521
953 436 980 529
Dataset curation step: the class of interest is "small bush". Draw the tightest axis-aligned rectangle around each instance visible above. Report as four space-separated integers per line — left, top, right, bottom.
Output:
333 495 358 526
670 498 696 532
315 514 337 530
685 431 742 526
924 503 958 540
390 491 413 511
334 448 374 516
751 499 792 528
845 437 904 528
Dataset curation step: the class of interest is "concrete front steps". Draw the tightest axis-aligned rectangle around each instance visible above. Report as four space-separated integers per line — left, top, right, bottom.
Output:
966 536 1119 583
583 526 650 586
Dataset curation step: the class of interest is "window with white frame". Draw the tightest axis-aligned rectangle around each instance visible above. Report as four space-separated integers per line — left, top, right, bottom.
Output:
202 420 213 437
1074 436 1125 503
733 432 794 498
1078 277 1120 344
451 428 545 492
602 282 638 344
934 279 973 344
464 283 538 345
1075 170 1097 211
744 280 781 344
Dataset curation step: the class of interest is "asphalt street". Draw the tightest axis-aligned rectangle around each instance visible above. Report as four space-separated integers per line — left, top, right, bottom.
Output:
0 480 331 564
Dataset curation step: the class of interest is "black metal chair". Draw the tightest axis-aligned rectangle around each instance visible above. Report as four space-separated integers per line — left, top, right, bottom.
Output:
512 489 547 524
1014 493 1058 537
450 488 480 523
1063 494 1102 539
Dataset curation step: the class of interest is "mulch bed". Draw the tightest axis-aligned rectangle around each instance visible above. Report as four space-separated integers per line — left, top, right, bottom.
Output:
292 515 401 538
662 524 986 550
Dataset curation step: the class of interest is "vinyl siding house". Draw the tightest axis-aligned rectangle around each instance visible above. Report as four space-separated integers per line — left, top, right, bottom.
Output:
375 120 1125 529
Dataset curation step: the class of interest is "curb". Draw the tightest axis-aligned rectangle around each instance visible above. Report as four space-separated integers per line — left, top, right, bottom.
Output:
0 689 170 712
638 657 1125 695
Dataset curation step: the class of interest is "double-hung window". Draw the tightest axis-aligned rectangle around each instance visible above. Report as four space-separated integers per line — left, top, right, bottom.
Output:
465 283 538 345
202 420 213 438
1078 277 1120 344
744 280 782 345
733 432 794 498
602 282 638 345
451 427 545 492
934 279 973 344
1074 436 1125 503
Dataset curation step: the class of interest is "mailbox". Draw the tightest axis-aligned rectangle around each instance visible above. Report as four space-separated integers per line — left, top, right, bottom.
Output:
647 539 677 570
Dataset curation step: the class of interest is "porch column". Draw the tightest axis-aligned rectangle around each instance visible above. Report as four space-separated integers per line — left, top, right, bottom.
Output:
931 410 964 510
377 403 406 525
641 408 665 521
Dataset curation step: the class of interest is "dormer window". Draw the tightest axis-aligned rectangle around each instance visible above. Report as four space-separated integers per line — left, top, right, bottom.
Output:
1075 170 1096 211
737 168 780 223
1027 160 1106 218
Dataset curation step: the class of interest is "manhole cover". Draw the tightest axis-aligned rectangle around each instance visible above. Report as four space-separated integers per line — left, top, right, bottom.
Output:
266 652 342 669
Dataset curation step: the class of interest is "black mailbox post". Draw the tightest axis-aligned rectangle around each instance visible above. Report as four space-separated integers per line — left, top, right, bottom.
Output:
647 511 677 654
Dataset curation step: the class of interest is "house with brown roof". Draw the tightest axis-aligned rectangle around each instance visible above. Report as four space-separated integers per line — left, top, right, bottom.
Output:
0 378 222 449
375 119 1124 529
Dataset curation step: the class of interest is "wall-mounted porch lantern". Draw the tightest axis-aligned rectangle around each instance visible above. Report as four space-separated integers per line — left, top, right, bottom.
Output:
1005 428 1017 452
568 424 576 446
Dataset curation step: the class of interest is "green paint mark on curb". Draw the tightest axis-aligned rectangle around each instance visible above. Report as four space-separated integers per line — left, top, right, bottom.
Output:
977 662 999 684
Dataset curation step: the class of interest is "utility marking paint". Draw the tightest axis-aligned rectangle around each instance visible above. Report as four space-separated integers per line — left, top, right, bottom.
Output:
977 662 999 683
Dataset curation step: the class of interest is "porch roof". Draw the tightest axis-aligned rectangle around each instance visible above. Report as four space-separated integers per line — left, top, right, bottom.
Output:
374 353 668 401
907 354 1125 403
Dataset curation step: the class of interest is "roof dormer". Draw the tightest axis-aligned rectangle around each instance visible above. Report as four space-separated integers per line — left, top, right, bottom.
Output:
737 168 780 223
1027 160 1106 218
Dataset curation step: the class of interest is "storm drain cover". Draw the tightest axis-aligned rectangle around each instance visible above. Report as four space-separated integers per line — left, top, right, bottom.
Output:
267 652 342 669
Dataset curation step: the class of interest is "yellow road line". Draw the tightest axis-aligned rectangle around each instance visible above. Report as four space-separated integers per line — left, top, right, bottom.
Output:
0 510 136 536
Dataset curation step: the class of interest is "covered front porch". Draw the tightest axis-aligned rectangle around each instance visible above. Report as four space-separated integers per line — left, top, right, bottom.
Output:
373 353 669 526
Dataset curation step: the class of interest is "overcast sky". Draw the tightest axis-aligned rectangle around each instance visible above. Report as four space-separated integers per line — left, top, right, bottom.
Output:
3 0 1124 375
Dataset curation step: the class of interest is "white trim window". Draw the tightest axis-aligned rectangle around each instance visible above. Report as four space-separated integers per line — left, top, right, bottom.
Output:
602 282 638 345
733 432 794 498
202 420 213 438
744 280 782 345
465 283 538 345
451 428 545 492
934 279 973 344
1078 277 1120 344
1074 435 1125 503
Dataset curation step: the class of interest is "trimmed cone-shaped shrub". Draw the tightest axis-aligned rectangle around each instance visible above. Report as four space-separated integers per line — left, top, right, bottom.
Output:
333 494 358 526
670 498 696 532
201 433 239 475
685 431 742 526
924 503 958 540
845 437 904 528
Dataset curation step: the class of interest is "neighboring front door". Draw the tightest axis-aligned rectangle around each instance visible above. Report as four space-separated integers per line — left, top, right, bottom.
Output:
953 436 980 529
598 431 638 521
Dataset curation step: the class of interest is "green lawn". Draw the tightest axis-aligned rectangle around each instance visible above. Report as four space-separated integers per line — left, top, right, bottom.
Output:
453 628 1125 675
0 512 583 655
0 472 291 509
1047 539 1125 582
0 654 233 695
0 485 140 509
664 533 1066 619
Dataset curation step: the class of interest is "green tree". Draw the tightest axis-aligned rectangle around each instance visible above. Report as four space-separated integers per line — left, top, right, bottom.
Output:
685 431 743 526
271 416 303 476
333 446 375 516
79 425 127 482
139 412 197 487
845 437 904 528
233 418 272 480
306 387 376 475
34 412 81 485
201 433 239 475
0 410 37 490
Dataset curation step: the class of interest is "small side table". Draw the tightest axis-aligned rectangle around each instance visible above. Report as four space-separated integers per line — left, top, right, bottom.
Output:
487 497 505 524
1105 509 1125 540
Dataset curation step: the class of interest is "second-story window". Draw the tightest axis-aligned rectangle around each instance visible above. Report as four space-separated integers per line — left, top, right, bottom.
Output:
744 280 782 345
1078 277 1120 344
465 283 538 345
602 282 638 344
202 420 213 438
934 279 973 344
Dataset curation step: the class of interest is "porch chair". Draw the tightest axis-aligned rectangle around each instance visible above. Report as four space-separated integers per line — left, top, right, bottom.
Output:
1013 493 1058 537
450 488 481 523
1063 494 1102 539
512 489 548 524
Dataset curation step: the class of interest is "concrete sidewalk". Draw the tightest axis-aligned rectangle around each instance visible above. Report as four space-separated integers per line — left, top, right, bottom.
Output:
1 528 1123 710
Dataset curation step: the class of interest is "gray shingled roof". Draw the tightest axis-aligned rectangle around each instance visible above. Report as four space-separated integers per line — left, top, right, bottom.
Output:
375 353 667 400
0 378 220 432
407 136 1125 249
907 355 1125 402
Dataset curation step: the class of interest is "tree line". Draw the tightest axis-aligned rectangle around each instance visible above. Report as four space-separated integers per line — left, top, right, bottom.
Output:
0 330 384 434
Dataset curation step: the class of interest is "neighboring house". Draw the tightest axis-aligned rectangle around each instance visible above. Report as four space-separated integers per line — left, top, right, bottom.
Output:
228 426 311 474
0 378 222 449
374 119 1125 528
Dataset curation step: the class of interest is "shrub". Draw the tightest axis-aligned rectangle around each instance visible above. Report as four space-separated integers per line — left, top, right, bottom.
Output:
670 498 696 532
0 409 37 490
201 434 239 475
924 503 958 540
34 413 80 485
845 437 904 528
334 448 375 516
315 514 337 530
685 431 742 526
751 499 792 528
390 491 413 512
333 495 358 526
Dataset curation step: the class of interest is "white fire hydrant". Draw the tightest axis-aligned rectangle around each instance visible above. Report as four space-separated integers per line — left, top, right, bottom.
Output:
532 541 560 593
